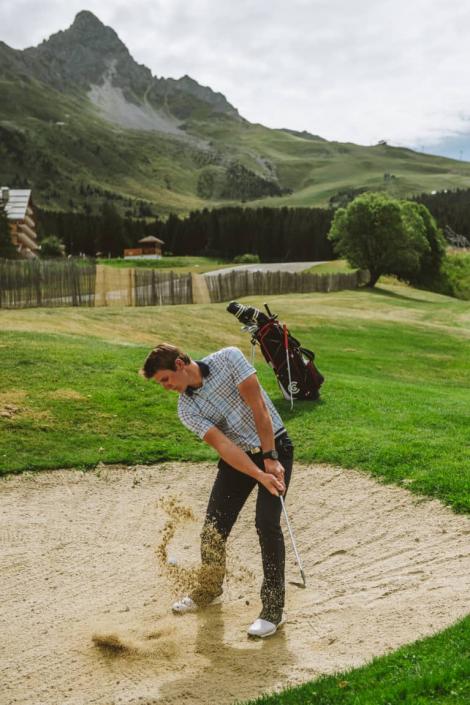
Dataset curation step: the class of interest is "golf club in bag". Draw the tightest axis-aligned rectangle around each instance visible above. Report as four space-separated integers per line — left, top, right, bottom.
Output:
227 301 324 407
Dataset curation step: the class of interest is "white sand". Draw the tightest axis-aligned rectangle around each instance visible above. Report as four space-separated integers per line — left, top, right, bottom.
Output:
0 462 469 705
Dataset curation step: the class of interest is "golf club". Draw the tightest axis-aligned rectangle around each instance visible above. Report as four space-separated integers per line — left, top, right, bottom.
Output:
283 323 294 410
280 495 306 588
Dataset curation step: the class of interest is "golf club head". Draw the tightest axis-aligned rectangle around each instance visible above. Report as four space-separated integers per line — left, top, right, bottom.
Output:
289 569 307 589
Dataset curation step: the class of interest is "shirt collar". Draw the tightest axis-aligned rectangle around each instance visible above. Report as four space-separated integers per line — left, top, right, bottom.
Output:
185 360 210 396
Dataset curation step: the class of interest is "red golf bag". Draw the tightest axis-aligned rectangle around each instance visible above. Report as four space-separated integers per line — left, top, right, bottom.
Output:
227 301 324 403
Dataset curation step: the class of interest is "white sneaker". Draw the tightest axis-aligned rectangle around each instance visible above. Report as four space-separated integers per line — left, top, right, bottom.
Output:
172 596 198 614
247 613 286 638
171 594 221 615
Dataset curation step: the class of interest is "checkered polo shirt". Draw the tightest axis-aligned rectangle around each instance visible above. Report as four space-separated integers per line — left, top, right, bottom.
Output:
177 347 285 451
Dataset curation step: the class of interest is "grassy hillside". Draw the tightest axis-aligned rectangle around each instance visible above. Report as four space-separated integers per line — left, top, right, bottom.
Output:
0 78 208 215
3 76 470 216
191 119 470 208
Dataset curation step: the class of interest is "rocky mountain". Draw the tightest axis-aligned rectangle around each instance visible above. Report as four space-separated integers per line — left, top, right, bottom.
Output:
1 10 470 216
7 11 239 128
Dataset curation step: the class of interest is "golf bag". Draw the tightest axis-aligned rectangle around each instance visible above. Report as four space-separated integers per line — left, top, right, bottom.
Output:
227 301 324 403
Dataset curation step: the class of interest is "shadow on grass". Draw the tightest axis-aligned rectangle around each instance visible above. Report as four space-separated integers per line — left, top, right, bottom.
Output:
271 396 325 423
360 285 436 305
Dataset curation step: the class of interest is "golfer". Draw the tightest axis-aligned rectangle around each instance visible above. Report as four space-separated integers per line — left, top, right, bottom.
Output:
141 343 294 638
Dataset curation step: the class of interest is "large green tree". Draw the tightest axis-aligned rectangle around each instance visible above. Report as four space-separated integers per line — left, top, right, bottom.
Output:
0 202 16 258
328 193 435 287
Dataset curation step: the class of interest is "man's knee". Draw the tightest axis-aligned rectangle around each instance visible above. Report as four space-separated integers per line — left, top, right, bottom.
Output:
255 514 282 539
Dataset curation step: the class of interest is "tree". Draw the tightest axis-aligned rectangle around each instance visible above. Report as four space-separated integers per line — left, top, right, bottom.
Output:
328 192 430 287
39 235 64 258
97 203 127 257
407 203 446 285
0 202 16 258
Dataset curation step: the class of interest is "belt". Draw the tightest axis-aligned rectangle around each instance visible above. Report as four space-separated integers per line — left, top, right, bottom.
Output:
246 446 263 456
246 429 287 456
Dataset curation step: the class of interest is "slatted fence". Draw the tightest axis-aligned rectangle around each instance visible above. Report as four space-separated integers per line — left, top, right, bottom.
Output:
0 260 368 309
0 259 96 308
205 269 368 303
134 269 193 306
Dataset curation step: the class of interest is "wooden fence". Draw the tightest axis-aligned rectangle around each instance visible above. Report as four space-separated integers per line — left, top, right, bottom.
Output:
93 266 192 307
0 260 368 309
205 269 369 302
94 265 135 307
134 269 193 306
0 259 96 308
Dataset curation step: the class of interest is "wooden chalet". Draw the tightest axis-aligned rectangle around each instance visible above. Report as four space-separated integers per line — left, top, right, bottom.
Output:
1 187 39 258
124 235 164 259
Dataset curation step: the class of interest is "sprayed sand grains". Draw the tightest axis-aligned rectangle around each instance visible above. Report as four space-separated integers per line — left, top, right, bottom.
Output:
0 461 469 705
154 496 229 603
91 624 177 659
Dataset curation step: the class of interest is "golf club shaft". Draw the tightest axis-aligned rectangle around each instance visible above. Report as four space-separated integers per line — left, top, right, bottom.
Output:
280 495 306 585
283 324 294 410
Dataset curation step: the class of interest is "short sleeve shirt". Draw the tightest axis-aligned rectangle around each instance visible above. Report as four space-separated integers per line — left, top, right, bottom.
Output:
177 347 285 450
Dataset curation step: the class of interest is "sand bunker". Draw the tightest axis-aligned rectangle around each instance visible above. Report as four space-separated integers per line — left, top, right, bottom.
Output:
0 462 469 705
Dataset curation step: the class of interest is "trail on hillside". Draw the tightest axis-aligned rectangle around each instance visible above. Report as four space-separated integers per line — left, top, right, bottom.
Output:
0 462 469 705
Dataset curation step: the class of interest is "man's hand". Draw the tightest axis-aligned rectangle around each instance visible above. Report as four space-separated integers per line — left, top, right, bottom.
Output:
261 462 286 496
264 458 285 483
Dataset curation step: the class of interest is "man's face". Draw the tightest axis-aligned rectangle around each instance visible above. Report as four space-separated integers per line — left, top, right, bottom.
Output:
153 359 187 393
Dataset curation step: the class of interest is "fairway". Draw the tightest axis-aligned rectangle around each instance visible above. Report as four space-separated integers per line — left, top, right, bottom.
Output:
0 282 469 705
1 461 468 705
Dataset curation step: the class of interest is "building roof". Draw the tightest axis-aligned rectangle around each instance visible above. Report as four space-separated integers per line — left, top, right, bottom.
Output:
138 235 164 244
4 190 32 221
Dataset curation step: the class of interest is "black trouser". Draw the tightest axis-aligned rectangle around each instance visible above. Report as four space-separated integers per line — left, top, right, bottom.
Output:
190 433 294 624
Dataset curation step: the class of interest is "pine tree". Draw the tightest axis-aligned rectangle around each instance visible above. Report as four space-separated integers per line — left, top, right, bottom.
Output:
97 203 127 257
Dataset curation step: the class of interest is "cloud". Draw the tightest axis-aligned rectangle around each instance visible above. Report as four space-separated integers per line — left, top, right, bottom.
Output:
2 0 470 148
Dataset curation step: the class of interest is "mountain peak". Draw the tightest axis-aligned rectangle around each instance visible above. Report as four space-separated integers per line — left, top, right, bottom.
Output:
34 9 126 57
71 10 106 30
13 12 239 120
21 9 132 91
65 10 124 50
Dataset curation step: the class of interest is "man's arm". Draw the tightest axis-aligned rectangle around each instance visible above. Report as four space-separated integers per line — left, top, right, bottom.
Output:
203 426 285 496
237 372 286 487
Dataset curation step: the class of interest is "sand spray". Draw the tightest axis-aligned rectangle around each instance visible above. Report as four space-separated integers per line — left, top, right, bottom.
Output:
92 494 254 656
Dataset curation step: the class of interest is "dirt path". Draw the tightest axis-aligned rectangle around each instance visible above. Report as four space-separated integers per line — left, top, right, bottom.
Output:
1 462 469 705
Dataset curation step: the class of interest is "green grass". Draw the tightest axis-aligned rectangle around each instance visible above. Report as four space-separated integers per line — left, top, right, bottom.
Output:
0 285 469 512
0 283 469 705
242 614 470 705
98 255 232 273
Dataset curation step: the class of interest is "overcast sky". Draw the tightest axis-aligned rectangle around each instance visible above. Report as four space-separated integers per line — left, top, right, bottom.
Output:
2 0 470 157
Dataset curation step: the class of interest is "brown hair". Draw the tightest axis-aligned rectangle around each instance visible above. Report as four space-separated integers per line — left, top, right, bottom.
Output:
140 343 191 379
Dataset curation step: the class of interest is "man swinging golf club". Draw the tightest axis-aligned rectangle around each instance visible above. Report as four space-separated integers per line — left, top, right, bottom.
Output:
141 343 294 638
